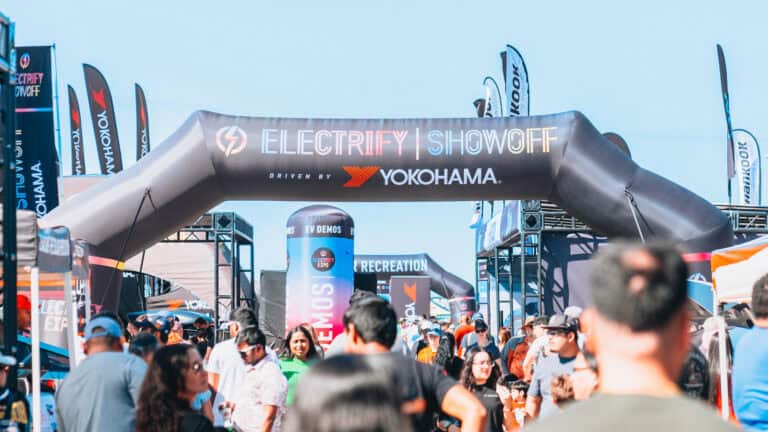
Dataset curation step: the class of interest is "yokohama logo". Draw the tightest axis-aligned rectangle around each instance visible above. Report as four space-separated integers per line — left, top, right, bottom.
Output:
343 166 499 187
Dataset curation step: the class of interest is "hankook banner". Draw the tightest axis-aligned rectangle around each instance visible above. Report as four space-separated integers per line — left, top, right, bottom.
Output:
732 129 761 205
68 85 86 175
501 45 530 117
15 46 60 217
83 64 123 174
135 84 150 160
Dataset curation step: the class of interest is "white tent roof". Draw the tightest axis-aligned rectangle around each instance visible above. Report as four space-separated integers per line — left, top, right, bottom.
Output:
711 235 768 303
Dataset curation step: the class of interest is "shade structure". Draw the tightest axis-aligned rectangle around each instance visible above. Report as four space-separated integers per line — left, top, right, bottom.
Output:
711 236 768 303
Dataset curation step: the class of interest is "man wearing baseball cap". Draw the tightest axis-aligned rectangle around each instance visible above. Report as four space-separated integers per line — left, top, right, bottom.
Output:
417 323 442 365
56 314 147 432
526 314 581 420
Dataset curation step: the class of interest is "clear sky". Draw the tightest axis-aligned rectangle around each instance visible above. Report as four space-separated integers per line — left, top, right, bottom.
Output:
4 0 767 284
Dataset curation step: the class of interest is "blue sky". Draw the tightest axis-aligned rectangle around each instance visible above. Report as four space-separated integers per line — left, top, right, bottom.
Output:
5 0 767 284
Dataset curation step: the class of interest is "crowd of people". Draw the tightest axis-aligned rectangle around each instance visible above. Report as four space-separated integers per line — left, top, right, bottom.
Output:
43 241 768 431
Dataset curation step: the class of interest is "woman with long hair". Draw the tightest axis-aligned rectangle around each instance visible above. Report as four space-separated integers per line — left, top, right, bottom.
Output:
285 355 409 432
136 345 213 432
280 325 320 405
435 332 463 380
458 347 517 432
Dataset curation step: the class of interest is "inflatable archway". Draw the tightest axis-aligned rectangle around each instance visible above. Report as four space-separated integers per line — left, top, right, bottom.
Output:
42 110 733 309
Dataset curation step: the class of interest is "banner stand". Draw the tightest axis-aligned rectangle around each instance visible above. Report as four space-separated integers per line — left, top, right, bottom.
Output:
30 267 41 432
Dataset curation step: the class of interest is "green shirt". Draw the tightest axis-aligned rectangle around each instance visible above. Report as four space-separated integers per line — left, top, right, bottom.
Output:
279 357 311 405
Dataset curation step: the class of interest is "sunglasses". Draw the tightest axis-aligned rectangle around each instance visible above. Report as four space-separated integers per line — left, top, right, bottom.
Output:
475 328 488 333
238 345 260 359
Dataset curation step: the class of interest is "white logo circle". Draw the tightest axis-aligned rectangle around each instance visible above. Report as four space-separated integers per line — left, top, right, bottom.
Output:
215 126 247 157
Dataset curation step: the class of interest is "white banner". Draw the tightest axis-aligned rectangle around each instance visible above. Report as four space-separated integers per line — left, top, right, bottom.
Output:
733 129 761 205
502 45 530 117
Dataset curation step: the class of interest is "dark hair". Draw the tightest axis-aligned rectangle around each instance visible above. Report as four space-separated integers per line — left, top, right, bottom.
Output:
498 328 512 346
460 347 500 390
342 297 397 348
129 332 159 359
590 242 688 331
348 289 377 306
707 329 733 406
550 374 574 406
285 355 409 432
435 332 463 380
236 326 266 347
136 345 198 432
281 326 320 361
193 317 207 326
752 274 768 319
230 307 258 327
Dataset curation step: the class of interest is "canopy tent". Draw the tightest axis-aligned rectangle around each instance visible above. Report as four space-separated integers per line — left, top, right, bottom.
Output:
145 283 214 316
124 242 254 319
711 235 768 303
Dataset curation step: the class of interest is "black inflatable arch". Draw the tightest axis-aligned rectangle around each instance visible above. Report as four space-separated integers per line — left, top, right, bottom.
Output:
42 110 733 273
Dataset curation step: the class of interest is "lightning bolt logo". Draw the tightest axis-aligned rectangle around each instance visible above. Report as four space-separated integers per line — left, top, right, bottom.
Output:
215 126 248 157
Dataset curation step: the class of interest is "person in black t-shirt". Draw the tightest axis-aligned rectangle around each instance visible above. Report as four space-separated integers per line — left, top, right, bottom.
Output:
458 347 517 432
136 345 215 432
343 297 487 432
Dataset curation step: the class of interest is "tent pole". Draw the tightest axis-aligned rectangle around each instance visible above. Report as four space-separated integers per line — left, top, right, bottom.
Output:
64 271 78 368
31 267 42 432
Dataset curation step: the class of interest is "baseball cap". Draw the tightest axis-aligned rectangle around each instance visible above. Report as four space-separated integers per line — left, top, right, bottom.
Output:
419 320 433 331
85 317 123 341
17 294 31 311
427 324 441 337
542 314 578 332
564 306 583 319
0 355 16 367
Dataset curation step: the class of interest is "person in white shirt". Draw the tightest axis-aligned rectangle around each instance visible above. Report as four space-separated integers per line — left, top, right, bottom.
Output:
233 326 288 432
207 307 278 426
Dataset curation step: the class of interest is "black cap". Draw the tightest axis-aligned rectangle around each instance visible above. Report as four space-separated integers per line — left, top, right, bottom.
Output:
542 314 578 332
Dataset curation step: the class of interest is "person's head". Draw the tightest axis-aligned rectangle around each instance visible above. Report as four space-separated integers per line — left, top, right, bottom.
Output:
126 321 139 337
236 326 267 365
435 332 457 368
426 325 441 351
229 307 258 338
498 328 512 346
84 316 124 355
285 355 409 432
571 351 599 400
589 242 690 382
461 347 500 389
299 322 321 345
550 374 574 407
193 317 208 329
751 273 768 321
532 315 549 338
283 325 319 362
343 297 397 354
523 316 536 339
0 356 16 388
16 294 31 330
460 314 472 326
129 332 160 364
502 377 529 403
473 319 489 341
136 345 209 432
543 315 580 356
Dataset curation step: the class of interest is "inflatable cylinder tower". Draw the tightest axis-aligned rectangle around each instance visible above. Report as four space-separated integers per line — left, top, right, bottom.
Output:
285 205 354 350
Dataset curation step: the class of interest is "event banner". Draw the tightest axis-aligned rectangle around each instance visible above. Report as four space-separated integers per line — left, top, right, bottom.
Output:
389 276 430 320
83 64 123 174
135 83 150 160
501 45 530 117
68 85 86 175
14 46 60 217
717 44 736 179
733 129 761 205
285 206 354 350
475 201 520 255
38 226 72 273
